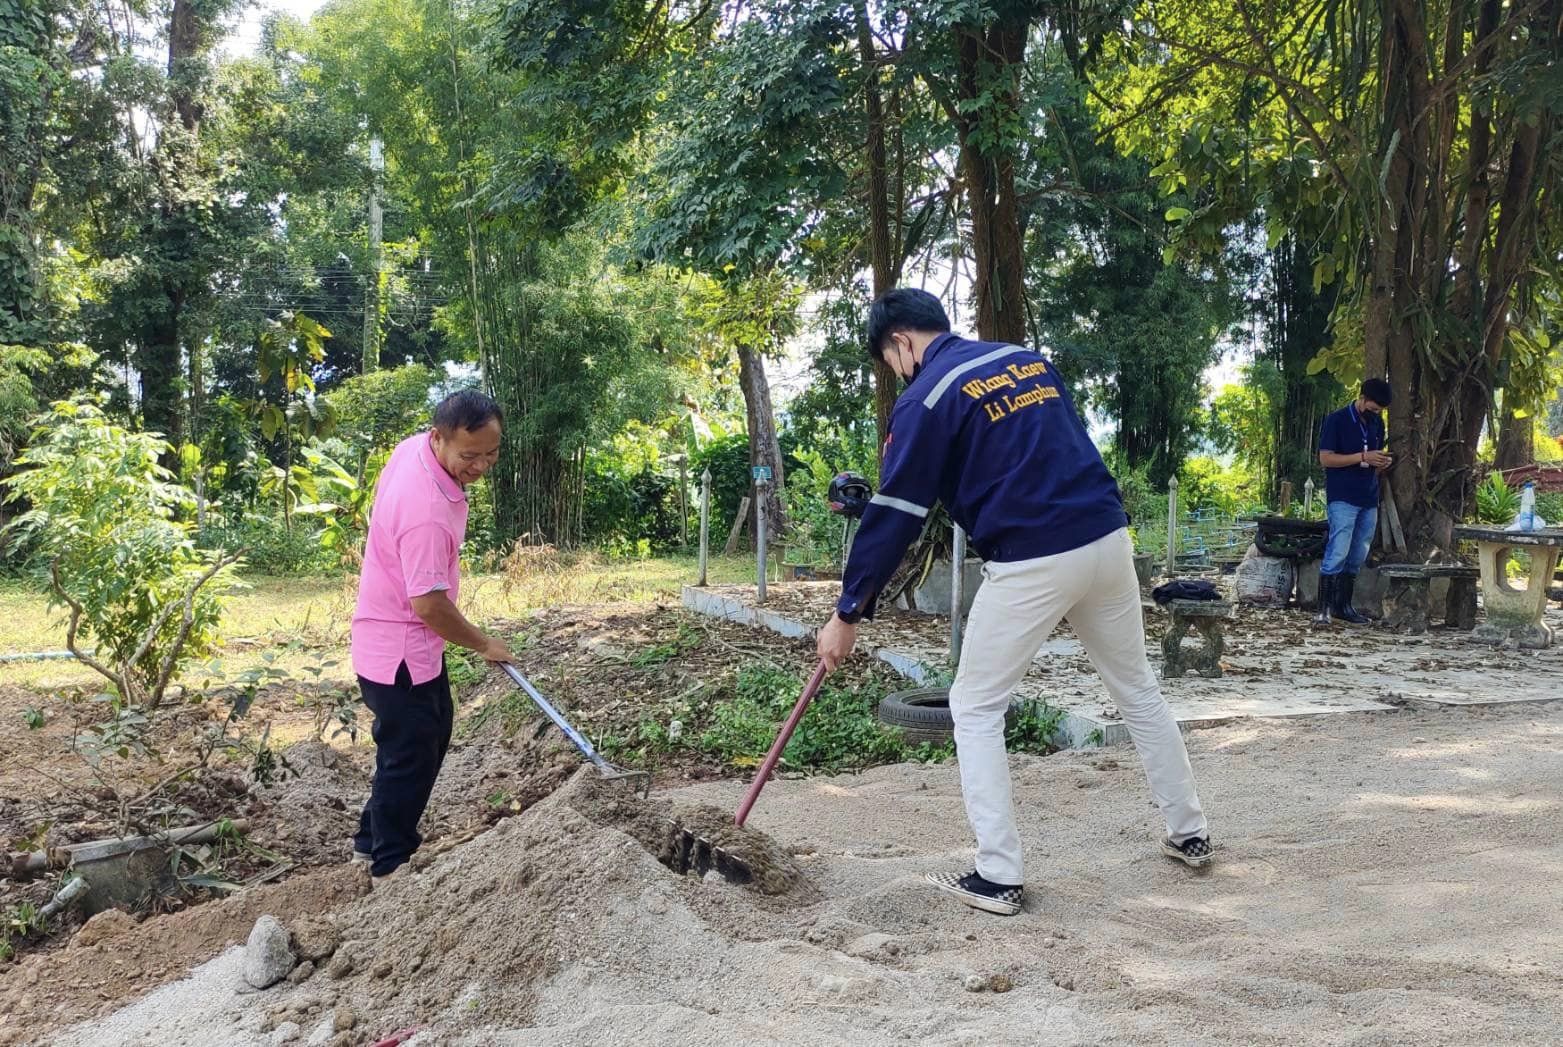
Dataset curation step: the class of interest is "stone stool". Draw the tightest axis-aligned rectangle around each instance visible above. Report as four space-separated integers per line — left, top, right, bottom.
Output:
1379 565 1434 635
1161 599 1232 678
1380 563 1480 633
1431 565 1480 630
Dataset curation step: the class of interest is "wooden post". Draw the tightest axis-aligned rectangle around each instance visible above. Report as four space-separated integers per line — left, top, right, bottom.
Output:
1279 480 1294 517
1166 476 1179 577
1303 478 1315 517
697 468 711 586
723 495 750 556
676 454 689 548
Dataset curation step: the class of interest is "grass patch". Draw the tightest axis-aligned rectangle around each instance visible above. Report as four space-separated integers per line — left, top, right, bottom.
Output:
0 552 754 691
596 662 967 774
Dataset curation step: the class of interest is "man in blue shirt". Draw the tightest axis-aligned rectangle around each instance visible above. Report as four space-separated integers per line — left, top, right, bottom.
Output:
1315 379 1393 625
816 288 1211 917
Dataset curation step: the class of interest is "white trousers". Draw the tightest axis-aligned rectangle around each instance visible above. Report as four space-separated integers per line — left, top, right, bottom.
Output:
951 528 1207 884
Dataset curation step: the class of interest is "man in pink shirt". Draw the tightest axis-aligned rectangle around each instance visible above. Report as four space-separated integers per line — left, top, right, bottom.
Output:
350 390 514 881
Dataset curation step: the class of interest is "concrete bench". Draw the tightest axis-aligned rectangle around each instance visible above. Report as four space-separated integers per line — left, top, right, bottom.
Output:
1161 599 1233 679
1380 564 1480 634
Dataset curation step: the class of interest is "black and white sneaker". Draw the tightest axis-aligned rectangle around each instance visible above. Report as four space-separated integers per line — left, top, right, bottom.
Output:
1162 835 1215 868
925 870 1024 916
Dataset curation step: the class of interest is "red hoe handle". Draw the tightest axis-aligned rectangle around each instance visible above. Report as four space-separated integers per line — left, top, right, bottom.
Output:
734 659 829 827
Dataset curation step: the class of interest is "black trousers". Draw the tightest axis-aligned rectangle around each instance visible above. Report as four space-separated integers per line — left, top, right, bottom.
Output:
353 660 454 876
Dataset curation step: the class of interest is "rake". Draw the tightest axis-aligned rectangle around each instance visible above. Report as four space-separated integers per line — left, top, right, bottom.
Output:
734 659 828 827
500 662 651 797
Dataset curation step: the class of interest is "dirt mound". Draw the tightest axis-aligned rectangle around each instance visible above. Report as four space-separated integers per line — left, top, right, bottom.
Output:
239 770 813 1041
247 741 370 866
0 865 366 1045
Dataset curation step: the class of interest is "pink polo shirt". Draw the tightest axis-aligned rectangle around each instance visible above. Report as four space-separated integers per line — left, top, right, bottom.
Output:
351 432 469 686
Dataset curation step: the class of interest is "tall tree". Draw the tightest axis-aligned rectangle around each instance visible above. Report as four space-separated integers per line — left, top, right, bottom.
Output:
135 0 242 444
0 0 62 350
1266 235 1343 495
1103 0 1563 554
1027 75 1236 486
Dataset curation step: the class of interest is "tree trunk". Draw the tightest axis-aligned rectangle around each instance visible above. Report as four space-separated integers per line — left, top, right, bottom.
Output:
138 0 211 450
187 333 204 443
1269 238 1340 496
0 6 51 348
737 343 787 540
953 23 1028 344
1433 0 1556 545
1378 0 1442 557
1495 406 1534 471
167 0 204 133
139 289 184 445
853 0 899 449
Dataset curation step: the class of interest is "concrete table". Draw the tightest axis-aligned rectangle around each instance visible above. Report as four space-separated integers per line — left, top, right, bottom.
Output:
1454 525 1563 648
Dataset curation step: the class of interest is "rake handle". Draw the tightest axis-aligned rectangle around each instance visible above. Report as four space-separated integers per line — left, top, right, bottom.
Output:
734 659 829 828
500 661 611 774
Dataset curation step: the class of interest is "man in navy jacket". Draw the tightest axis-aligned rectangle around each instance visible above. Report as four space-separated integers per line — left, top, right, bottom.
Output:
1315 379 1393 624
817 288 1211 916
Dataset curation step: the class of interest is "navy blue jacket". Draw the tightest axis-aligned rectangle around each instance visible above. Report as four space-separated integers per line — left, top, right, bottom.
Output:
837 333 1127 621
1318 403 1385 509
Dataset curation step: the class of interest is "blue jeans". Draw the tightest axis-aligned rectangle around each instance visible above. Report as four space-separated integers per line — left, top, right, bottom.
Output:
1322 501 1377 576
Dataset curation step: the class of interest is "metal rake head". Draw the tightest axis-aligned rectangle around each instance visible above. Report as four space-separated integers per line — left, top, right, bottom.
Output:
660 819 753 885
597 766 652 799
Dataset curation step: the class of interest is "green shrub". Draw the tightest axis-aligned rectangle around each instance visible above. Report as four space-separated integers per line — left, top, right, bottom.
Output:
325 364 439 458
4 399 236 704
580 455 684 552
1475 473 1522 524
1178 455 1260 515
698 664 906 772
199 514 333 574
688 432 812 548
1535 491 1563 526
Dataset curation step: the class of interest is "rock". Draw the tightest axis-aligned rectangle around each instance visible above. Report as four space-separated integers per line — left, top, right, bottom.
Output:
270 1022 302 1045
326 953 354 980
814 974 870 995
73 908 136 948
290 917 340 962
306 1016 335 1046
845 933 897 958
964 974 987 993
372 959 393 979
243 916 297 989
287 961 316 985
333 1005 357 1031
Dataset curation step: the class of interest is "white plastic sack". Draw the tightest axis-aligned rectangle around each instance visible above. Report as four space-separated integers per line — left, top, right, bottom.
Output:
1233 544 1294 608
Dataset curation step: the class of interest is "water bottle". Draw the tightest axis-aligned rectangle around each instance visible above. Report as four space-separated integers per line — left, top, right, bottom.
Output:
1518 482 1537 531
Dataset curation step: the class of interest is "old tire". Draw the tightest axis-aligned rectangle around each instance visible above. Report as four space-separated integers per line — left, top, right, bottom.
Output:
877 687 1017 747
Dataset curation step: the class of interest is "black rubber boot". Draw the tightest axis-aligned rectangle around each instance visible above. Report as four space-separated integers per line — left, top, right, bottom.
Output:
1335 573 1372 625
1314 574 1335 625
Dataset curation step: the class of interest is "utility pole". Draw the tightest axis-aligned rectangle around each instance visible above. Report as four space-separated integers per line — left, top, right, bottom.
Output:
363 137 384 374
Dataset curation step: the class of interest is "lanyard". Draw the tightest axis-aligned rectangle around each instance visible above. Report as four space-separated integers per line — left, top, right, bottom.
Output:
1350 404 1372 449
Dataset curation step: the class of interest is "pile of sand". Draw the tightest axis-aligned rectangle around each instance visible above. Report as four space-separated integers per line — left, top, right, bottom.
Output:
30 701 1563 1046
235 771 811 1042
